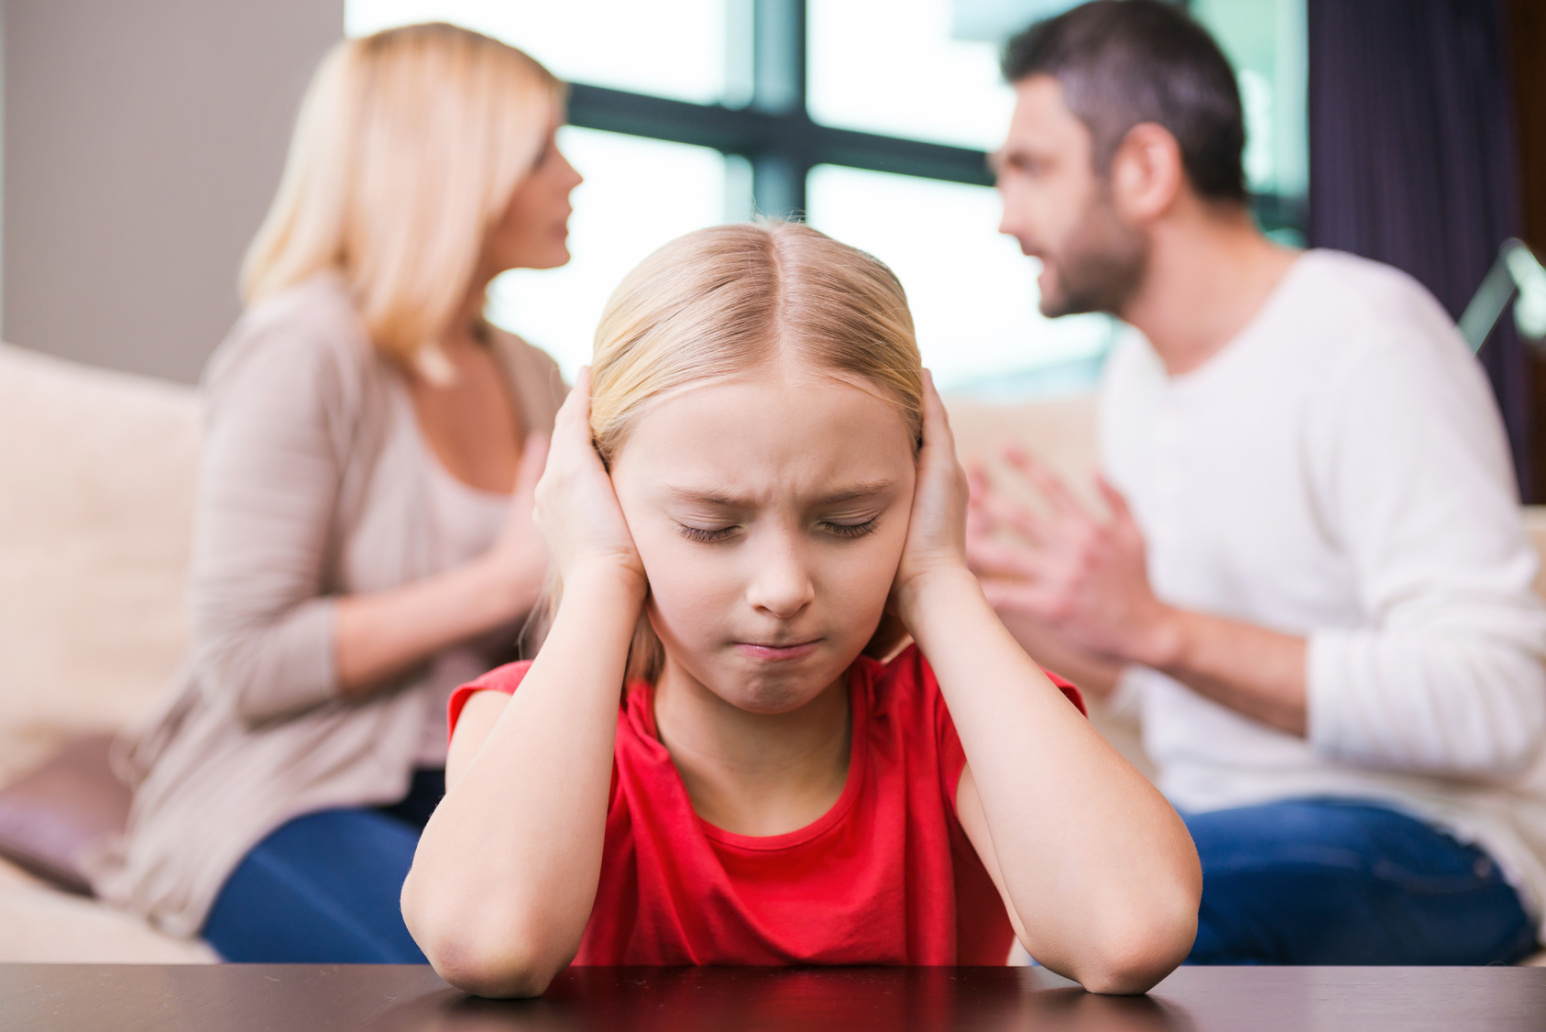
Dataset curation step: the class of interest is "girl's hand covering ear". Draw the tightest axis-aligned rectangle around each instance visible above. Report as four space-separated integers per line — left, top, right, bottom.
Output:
893 370 973 618
533 367 646 588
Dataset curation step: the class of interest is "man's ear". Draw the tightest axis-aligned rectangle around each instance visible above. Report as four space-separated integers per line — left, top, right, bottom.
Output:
1109 122 1184 224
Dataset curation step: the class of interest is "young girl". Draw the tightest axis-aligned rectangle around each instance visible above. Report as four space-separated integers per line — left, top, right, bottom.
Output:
401 223 1200 996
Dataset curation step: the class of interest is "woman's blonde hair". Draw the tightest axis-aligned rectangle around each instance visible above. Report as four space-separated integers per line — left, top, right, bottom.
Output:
241 23 564 364
583 220 924 684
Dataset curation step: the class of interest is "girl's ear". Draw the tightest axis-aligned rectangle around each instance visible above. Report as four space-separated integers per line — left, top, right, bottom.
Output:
862 609 912 663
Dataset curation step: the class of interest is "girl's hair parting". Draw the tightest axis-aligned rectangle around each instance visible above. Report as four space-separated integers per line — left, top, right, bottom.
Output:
241 22 564 368
573 220 924 683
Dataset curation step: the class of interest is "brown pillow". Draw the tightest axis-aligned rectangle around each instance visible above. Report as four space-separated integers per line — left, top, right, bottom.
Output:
0 733 131 894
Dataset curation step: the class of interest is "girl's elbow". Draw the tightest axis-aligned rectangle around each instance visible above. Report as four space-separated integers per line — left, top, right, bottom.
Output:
428 942 563 999
1078 916 1196 995
410 915 568 998
1078 878 1200 995
401 873 571 998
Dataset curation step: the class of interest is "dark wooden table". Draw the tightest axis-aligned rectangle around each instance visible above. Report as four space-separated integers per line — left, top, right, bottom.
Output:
4 964 1545 1032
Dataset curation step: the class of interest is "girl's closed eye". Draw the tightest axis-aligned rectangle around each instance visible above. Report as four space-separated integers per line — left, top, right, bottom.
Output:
675 516 881 543
678 523 738 543
677 512 884 540
822 516 880 539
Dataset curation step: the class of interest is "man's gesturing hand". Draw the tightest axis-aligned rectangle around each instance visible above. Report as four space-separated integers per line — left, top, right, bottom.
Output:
965 445 1178 669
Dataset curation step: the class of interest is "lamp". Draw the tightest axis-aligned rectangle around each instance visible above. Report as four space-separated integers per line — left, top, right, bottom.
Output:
1460 238 1546 356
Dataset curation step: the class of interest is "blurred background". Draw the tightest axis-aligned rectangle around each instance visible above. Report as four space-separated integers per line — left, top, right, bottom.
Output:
1 0 1542 481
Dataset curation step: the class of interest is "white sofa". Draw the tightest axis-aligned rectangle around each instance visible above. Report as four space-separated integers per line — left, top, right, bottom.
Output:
0 342 216 962
1 340 1542 964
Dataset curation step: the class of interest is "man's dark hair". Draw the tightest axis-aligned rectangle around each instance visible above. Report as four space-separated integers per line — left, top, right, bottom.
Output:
1002 0 1247 204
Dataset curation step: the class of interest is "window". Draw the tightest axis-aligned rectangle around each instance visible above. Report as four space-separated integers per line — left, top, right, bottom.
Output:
345 0 729 104
488 130 728 376
347 0 1306 391
1190 0 1309 243
808 0 1015 150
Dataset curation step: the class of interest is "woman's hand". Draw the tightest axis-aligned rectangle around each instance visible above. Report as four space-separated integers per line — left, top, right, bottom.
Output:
338 429 550 695
893 370 974 624
533 367 646 588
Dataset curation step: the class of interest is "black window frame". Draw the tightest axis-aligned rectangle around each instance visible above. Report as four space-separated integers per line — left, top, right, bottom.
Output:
565 0 1305 237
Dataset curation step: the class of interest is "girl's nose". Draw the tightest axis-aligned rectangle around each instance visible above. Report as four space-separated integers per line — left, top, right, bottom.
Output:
746 544 816 620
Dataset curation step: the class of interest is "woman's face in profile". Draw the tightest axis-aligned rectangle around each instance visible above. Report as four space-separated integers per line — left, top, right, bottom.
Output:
484 128 584 273
608 362 918 715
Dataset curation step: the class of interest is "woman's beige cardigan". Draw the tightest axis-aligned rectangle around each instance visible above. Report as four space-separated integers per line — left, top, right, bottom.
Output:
87 275 566 936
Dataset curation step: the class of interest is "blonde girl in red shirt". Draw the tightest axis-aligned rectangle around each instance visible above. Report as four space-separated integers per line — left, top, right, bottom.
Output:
402 222 1200 996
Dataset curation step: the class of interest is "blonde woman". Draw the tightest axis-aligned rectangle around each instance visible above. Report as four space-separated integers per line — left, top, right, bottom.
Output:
87 23 579 962
402 223 1200 996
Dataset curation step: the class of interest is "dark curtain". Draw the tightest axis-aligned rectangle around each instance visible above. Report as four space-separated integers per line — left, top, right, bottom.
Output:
1308 0 1532 499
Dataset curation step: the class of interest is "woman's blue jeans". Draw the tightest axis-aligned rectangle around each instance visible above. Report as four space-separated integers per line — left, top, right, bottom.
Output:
1184 798 1539 965
202 769 444 963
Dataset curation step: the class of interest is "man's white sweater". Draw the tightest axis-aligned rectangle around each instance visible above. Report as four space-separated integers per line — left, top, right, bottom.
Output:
1103 250 1546 931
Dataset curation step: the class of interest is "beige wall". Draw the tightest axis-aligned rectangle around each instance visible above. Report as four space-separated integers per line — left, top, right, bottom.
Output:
2 1 341 383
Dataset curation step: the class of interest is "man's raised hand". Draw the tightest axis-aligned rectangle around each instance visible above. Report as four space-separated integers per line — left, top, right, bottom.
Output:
966 445 1178 669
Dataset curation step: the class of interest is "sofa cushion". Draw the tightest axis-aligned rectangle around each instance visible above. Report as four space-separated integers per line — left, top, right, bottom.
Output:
0 856 217 963
0 343 199 779
0 734 129 894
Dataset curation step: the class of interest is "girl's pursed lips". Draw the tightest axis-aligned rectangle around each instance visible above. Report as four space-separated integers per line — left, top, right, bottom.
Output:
734 639 822 660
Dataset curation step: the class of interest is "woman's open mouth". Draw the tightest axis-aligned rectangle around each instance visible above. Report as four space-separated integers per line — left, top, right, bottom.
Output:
734 639 821 662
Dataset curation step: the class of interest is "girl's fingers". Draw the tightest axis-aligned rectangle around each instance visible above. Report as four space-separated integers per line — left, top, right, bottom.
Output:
548 367 609 477
512 432 550 500
555 366 592 437
919 369 957 458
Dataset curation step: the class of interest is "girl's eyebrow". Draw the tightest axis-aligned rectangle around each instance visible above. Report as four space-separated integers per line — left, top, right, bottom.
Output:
663 479 897 509
816 480 897 504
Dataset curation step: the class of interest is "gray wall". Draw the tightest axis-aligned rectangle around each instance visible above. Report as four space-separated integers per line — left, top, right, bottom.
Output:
3 1 341 383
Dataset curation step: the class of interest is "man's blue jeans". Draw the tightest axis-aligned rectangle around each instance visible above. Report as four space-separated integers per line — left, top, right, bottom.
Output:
1185 798 1540 964
202 769 443 963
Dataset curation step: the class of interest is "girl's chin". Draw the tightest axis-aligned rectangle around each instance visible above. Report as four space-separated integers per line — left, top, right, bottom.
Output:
709 663 852 716
720 684 830 717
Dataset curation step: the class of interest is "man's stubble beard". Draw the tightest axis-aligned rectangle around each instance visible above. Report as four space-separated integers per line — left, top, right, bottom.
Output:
1037 186 1149 319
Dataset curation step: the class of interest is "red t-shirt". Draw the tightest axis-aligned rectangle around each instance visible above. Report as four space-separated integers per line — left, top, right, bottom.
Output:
447 644 1084 966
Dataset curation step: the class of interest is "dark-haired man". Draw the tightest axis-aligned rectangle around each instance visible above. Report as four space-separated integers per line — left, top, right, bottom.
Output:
972 0 1546 964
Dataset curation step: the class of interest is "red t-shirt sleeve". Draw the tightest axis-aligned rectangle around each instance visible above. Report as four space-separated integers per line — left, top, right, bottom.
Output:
446 659 533 748
1045 669 1086 715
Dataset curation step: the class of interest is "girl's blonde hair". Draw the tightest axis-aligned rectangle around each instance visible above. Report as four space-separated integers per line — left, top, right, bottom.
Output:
585 221 924 684
241 23 564 364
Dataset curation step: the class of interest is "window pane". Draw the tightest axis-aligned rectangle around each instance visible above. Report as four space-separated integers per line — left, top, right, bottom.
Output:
809 0 1015 150
1192 0 1308 202
807 164 1117 395
345 0 727 104
486 128 727 380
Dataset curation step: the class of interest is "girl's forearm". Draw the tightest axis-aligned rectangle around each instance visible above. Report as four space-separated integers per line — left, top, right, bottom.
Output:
402 562 645 996
334 554 542 696
900 569 1199 992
